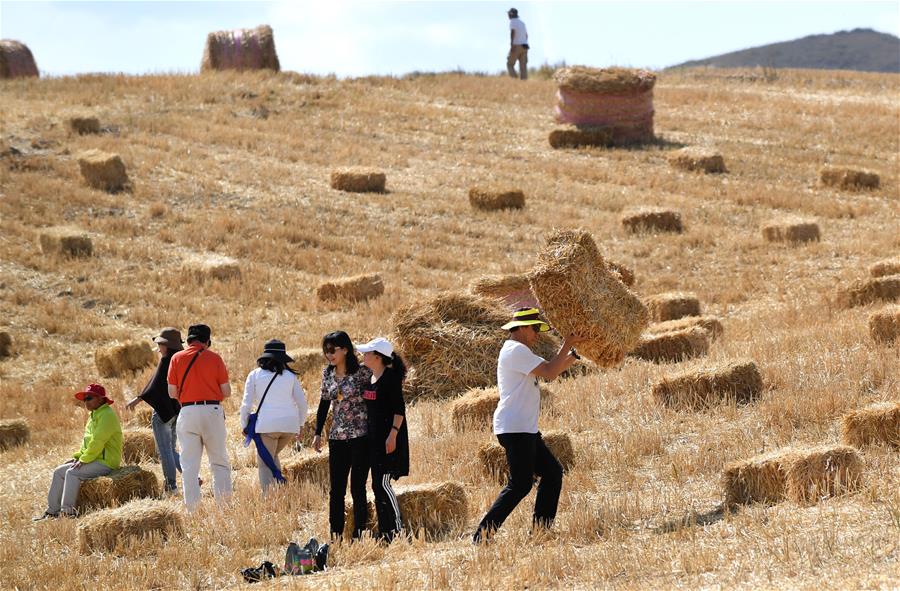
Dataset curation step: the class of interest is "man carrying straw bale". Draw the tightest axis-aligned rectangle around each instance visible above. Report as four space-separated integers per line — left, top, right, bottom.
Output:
167 324 232 512
506 8 529 80
33 384 122 520
473 308 585 543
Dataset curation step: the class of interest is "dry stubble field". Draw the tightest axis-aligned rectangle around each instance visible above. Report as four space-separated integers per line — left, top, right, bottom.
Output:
0 67 898 590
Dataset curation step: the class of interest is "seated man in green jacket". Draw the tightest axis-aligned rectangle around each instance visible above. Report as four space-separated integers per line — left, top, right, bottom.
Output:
34 383 123 519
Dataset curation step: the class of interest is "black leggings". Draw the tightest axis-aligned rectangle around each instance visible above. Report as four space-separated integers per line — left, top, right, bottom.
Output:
328 436 370 538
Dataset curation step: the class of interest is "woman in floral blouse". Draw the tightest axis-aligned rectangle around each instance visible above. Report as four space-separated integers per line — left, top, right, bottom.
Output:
313 331 373 540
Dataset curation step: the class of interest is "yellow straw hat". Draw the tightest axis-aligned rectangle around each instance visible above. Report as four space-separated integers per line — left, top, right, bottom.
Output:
501 308 550 332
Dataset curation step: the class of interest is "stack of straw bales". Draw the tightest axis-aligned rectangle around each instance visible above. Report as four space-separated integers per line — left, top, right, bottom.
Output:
287 347 324 375
68 116 100 135
836 276 900 309
283 453 330 490
0 40 39 79
479 430 575 482
643 292 701 322
868 305 900 343
122 429 158 463
761 219 820 243
527 230 648 367
39 227 92 257
317 273 384 303
630 327 710 363
95 342 155 378
201 25 280 72
330 167 386 193
182 253 242 282
550 66 656 147
343 482 469 541
0 418 29 450
869 257 900 278
723 446 863 508
819 166 880 190
468 187 525 211
668 147 726 173
77 149 129 192
78 466 160 512
620 207 683 234
450 385 554 433
469 274 538 310
77 499 183 555
0 331 12 357
840 402 900 448
646 315 723 341
652 360 763 410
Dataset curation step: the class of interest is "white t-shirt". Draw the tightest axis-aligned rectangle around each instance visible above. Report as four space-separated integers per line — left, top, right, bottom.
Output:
493 340 545 434
509 18 528 46
240 368 308 434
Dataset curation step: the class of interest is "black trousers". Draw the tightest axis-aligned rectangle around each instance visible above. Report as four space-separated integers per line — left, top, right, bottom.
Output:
475 432 563 539
328 436 370 538
371 464 402 541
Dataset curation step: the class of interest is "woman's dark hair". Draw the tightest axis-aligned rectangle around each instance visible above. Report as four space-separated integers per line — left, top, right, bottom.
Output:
258 357 297 376
322 330 360 375
374 351 407 383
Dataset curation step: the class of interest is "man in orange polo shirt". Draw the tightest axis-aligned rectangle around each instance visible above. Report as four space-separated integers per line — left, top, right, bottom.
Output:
167 323 232 511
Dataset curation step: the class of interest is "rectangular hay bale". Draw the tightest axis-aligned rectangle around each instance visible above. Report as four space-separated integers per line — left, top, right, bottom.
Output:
840 402 900 448
182 253 242 282
468 187 525 211
479 430 575 483
645 315 723 341
620 207 683 234
643 292 701 322
0 418 29 449
68 116 100 135
95 342 156 378
77 149 128 192
548 125 614 149
78 499 183 555
869 305 900 343
761 219 820 243
283 452 330 490
316 273 384 303
629 327 710 363
651 359 763 410
722 450 793 508
78 465 160 512
836 275 900 309
819 166 880 190
0 331 12 357
450 385 554 433
39 227 92 257
330 167 386 193
869 257 900 278
122 428 158 464
785 445 864 505
668 147 726 173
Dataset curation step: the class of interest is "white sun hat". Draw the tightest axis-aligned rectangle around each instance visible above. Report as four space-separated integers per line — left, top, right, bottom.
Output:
356 337 394 357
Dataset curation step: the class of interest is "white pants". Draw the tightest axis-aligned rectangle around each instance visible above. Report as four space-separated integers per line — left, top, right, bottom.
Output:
176 405 232 511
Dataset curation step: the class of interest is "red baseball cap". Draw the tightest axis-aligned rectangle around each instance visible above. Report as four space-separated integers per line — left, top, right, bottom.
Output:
74 383 114 405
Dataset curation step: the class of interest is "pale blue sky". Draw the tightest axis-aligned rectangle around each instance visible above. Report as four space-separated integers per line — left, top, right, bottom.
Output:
1 1 897 76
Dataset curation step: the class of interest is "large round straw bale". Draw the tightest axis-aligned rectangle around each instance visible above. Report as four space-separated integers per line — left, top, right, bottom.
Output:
621 207 683 234
761 219 820 243
77 499 183 555
722 449 794 508
819 166 880 190
469 274 537 310
629 327 710 363
548 125 614 149
287 347 323 374
0 39 39 79
468 187 525 211
646 315 723 341
527 230 648 367
38 227 92 257
840 402 900 448
836 275 900 309
78 466 160 512
77 149 129 192
0 418 29 449
0 331 12 358
122 429 158 463
668 147 726 173
479 430 575 482
785 445 864 505
450 385 555 433
643 292 701 322
330 167 386 193
201 24 280 72
95 341 155 378
283 452 330 490
68 116 100 135
317 273 384 303
868 305 900 343
869 257 900 278
651 359 763 410
182 253 241 282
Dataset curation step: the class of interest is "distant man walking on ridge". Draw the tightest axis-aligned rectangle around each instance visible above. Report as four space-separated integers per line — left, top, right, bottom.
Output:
168 323 232 512
507 7 529 80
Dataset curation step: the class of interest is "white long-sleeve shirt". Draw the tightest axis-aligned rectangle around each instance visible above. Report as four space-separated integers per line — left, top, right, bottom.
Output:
240 368 308 434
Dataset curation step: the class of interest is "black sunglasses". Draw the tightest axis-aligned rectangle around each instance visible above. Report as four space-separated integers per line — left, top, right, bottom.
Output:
82 395 95 402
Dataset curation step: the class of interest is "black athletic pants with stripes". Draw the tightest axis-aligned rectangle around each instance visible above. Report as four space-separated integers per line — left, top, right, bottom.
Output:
371 464 402 541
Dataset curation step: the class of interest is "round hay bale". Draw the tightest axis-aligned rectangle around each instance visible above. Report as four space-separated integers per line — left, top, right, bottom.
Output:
68 116 100 135
479 430 575 483
77 499 183 555
761 219 820 243
668 147 726 174
0 39 39 79
95 342 155 378
330 167 386 193
469 274 538 310
527 230 648 367
869 305 900 343
643 292 701 322
785 445 864 505
283 452 330 490
316 273 384 303
651 359 763 410
77 149 129 193
201 24 280 72
38 227 92 258
819 166 879 190
869 257 900 278
450 385 555 433
646 315 723 342
620 207 683 234
182 253 241 282
77 466 160 512
122 429 158 464
468 187 525 211
836 275 900 309
840 402 900 448
629 327 710 363
0 418 29 449
722 449 794 509
0 331 12 358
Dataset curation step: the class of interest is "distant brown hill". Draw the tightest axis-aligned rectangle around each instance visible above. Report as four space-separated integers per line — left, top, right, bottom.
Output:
670 28 900 73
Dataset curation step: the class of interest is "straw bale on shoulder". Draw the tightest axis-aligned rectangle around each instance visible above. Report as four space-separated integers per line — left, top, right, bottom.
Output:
201 25 280 72
469 187 525 211
77 149 129 192
785 446 863 505
0 40 39 79
527 230 648 367
621 207 683 234
0 418 29 449
868 305 900 343
182 253 241 282
629 327 709 364
652 359 763 410
819 166 880 190
78 466 160 512
450 385 555 433
840 402 900 448
95 342 155 378
646 315 723 341
68 117 100 135
330 167 386 193
122 429 158 464
39 227 92 257
480 430 575 482
643 292 701 322
0 331 12 358
668 147 726 173
723 450 794 509
78 499 183 555
836 275 900 309
548 125 614 149
344 482 469 541
869 257 900 278
317 273 384 303
761 219 820 243
283 453 330 490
